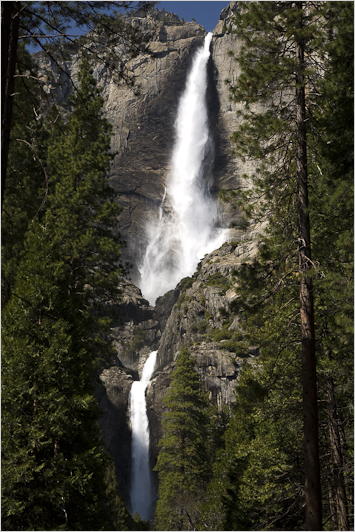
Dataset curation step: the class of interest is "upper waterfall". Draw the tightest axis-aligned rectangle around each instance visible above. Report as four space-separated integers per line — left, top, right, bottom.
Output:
138 32 228 305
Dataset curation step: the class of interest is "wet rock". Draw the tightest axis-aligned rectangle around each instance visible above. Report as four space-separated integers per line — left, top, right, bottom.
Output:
97 367 134 506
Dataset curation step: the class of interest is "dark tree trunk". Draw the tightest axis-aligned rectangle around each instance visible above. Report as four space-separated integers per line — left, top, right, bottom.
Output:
326 459 337 530
295 3 322 530
327 376 349 530
1 1 20 208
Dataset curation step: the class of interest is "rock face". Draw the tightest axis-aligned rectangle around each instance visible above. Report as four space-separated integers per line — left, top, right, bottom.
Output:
110 2 250 279
106 17 207 279
35 2 265 512
97 235 262 507
35 3 256 279
146 238 262 474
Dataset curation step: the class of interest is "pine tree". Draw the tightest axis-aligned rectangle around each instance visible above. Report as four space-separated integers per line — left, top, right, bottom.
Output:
1 1 152 204
220 2 353 529
1 58 127 531
1 43 51 307
154 346 213 531
227 3 328 528
310 3 354 527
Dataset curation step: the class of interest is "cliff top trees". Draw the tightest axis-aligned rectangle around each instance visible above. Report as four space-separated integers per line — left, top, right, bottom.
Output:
1 59 127 531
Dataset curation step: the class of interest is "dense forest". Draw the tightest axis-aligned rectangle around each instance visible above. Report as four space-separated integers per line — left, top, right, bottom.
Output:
2 1 353 531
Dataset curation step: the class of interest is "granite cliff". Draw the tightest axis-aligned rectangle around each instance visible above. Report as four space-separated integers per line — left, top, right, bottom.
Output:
35 2 253 278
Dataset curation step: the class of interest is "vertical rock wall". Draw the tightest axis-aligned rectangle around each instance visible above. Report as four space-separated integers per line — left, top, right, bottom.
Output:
100 2 253 278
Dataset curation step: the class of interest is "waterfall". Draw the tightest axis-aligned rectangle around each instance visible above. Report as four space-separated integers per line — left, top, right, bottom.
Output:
138 32 228 305
129 350 157 521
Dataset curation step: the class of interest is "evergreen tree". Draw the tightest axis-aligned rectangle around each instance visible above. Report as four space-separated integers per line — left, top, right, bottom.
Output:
207 2 354 530
203 348 305 530
1 42 48 307
154 346 213 531
1 58 127 531
2 1 152 204
310 3 354 527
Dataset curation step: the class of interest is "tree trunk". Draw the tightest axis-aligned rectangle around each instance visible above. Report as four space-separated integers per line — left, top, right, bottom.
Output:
326 459 337 531
295 3 322 530
1 1 20 208
327 376 349 530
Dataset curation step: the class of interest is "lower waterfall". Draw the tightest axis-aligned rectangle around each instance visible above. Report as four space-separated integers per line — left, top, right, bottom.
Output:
138 32 228 305
129 350 157 521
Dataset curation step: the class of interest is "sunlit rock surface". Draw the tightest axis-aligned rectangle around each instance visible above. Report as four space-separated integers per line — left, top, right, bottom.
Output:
35 3 251 277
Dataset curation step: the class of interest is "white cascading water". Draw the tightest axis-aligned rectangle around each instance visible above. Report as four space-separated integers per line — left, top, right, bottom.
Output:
129 350 157 521
138 32 228 305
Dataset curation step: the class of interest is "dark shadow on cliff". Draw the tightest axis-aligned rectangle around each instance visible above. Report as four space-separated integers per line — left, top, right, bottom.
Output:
206 52 225 194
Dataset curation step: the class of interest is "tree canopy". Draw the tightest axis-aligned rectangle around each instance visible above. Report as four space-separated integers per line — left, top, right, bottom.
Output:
2 1 152 206
202 2 353 530
1 58 130 531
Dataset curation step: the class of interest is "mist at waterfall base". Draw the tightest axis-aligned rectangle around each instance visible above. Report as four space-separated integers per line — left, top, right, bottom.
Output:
139 32 229 305
129 351 157 521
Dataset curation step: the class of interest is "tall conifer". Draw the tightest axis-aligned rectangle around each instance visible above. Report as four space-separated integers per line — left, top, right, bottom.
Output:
1 43 49 307
2 58 127 530
225 2 353 528
154 346 212 531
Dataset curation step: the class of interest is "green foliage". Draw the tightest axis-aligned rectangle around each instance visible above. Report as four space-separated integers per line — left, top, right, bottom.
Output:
174 277 195 310
103 462 139 530
218 306 230 319
197 320 209 334
180 276 194 291
203 272 231 293
309 5 354 525
179 276 194 296
209 327 232 342
206 364 304 530
209 321 244 354
154 346 217 530
2 44 50 306
1 58 127 531
132 512 150 531
203 2 354 529
175 293 186 310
